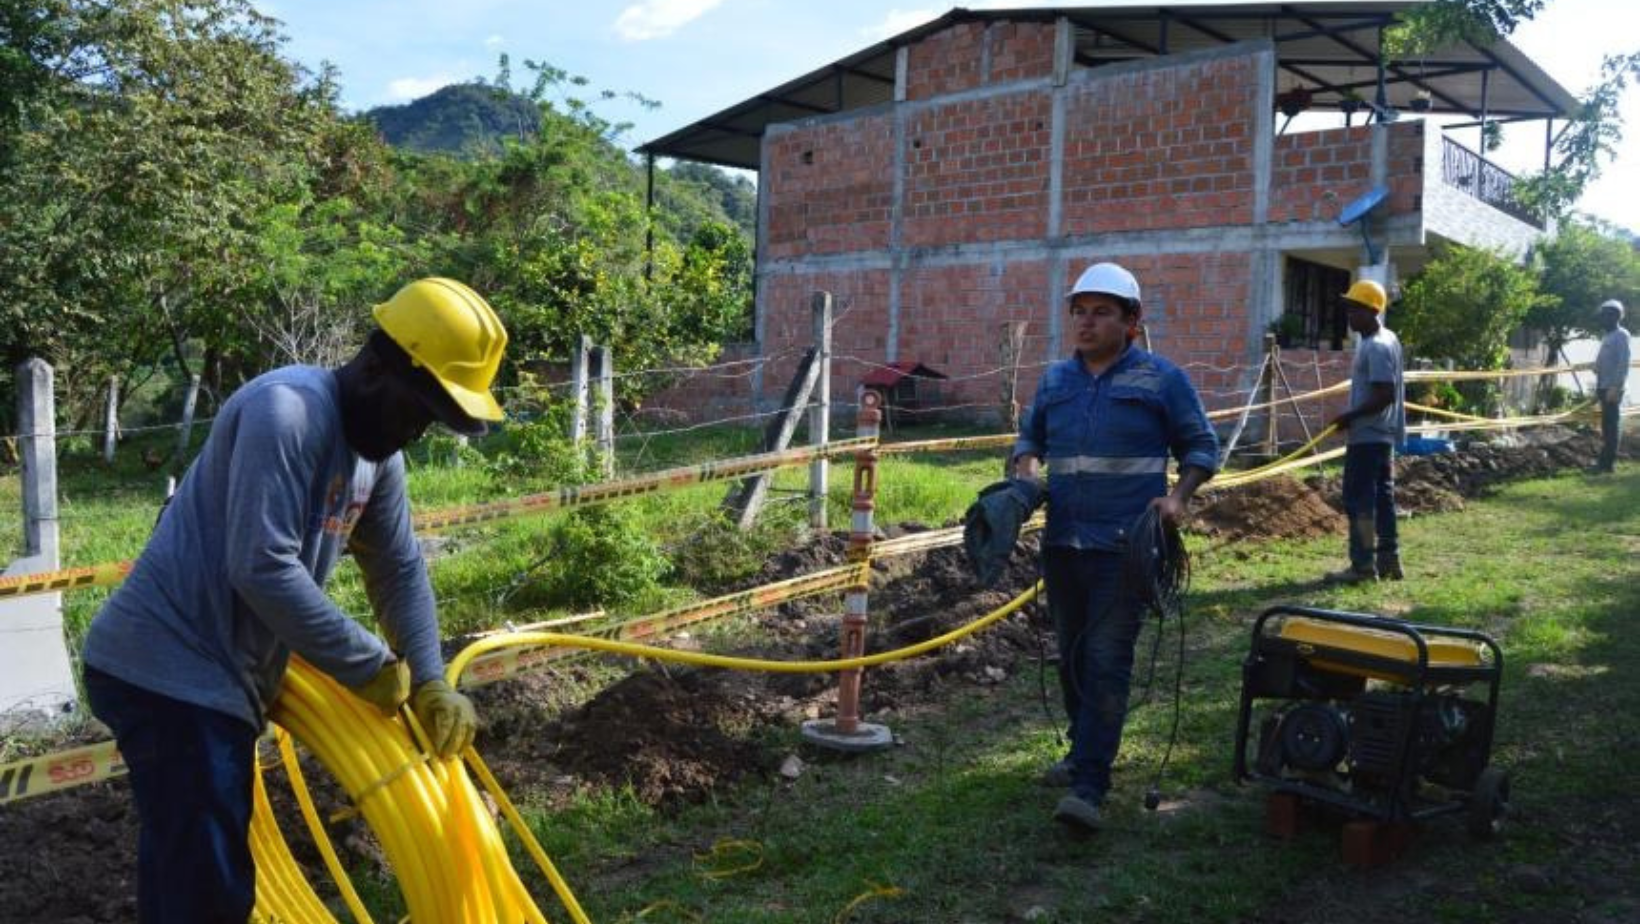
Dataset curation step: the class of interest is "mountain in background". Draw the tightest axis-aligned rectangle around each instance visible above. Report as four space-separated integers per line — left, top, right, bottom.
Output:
363 83 758 239
363 83 541 157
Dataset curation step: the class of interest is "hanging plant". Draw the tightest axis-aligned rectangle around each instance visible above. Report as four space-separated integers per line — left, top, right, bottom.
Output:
1276 86 1313 118
1481 120 1503 152
1410 89 1433 113
1338 89 1364 115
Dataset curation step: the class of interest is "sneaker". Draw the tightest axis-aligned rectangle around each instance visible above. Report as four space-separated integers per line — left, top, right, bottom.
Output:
1323 566 1377 585
1040 758 1073 788
1376 557 1404 581
1053 794 1103 833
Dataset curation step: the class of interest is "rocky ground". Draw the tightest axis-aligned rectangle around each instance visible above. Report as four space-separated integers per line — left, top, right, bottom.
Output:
0 427 1625 923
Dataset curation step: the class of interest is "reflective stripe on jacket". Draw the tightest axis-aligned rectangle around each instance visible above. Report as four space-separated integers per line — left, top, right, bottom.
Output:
1014 347 1219 551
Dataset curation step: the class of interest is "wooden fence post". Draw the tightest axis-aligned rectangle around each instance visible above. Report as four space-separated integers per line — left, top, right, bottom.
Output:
808 292 832 530
1262 333 1280 458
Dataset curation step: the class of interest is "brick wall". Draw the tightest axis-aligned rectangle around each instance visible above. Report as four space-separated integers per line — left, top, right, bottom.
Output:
1268 121 1424 224
903 94 1053 246
1060 55 1260 234
904 20 1057 100
763 112 896 261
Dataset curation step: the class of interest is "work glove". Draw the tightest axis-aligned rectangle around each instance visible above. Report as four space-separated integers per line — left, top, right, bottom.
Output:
349 658 410 716
962 477 1046 587
412 679 478 759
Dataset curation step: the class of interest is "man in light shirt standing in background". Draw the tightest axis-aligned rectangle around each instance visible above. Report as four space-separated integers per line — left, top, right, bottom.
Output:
1589 298 1630 474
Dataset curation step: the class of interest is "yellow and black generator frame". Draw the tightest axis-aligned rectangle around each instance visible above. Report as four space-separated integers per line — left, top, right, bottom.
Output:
1232 605 1509 838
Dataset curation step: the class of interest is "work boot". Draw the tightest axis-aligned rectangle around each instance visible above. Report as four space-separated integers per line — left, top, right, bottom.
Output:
1376 555 1404 581
1323 565 1377 585
1053 794 1103 833
1040 757 1073 788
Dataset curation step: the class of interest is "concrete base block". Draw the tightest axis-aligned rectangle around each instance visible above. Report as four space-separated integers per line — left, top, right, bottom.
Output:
799 718 894 753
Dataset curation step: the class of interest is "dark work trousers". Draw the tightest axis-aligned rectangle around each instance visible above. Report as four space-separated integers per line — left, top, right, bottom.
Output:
1044 546 1143 805
84 667 258 924
1342 441 1398 573
1598 393 1622 471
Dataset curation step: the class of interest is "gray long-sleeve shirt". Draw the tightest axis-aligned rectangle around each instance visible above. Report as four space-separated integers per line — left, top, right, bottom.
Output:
82 366 442 728
1596 327 1631 392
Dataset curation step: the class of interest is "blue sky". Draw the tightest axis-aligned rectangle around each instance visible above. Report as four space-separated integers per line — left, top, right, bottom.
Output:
256 0 1640 231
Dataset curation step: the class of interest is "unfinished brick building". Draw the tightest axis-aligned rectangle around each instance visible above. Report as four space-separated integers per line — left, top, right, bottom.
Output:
641 3 1577 430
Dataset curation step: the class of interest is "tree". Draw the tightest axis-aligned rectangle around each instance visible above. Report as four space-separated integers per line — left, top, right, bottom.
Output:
1528 218 1640 364
1387 1 1640 223
1396 244 1543 410
0 0 373 422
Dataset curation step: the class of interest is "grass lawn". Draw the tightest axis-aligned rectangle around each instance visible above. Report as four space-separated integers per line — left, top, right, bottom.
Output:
511 468 1640 924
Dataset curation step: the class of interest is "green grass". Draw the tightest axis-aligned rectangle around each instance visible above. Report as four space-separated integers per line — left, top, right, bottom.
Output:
508 468 1640 923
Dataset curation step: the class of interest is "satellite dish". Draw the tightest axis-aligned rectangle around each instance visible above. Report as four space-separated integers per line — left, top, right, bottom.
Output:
1338 184 1389 226
1338 184 1390 264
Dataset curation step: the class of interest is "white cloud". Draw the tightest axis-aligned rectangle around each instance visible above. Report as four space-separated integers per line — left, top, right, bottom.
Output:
385 74 456 102
861 8 939 40
614 0 723 41
484 34 505 49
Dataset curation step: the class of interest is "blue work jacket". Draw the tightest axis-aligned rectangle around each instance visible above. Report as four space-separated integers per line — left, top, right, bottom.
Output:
1014 346 1219 551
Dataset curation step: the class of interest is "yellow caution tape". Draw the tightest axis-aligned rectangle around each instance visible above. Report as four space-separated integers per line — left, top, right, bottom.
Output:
0 740 124 806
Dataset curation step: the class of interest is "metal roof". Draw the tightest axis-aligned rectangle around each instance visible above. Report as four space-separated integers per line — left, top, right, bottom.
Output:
638 2 1581 170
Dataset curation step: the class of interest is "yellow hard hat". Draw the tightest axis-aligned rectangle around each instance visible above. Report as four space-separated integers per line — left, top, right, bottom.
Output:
373 278 508 422
1340 279 1387 312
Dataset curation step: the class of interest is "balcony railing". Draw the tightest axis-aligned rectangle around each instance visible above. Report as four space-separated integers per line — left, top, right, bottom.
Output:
1440 136 1543 229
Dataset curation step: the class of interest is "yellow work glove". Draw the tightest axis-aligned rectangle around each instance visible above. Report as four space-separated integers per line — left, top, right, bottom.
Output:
349 658 410 716
412 679 478 759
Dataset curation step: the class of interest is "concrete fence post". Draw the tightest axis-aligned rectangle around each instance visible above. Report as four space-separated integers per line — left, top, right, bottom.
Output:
571 335 590 445
174 373 201 465
808 292 832 530
102 375 120 465
593 343 615 478
2 358 76 729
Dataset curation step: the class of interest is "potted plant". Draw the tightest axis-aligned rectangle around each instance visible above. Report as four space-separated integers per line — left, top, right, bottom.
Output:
1410 89 1433 113
1481 120 1502 153
1270 313 1307 349
1338 89 1364 116
1276 86 1313 118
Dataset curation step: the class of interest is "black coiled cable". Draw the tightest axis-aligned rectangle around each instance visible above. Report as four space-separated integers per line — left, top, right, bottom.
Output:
1123 503 1191 810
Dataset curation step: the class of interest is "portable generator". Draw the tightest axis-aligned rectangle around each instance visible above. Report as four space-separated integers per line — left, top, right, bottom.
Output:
1232 605 1509 838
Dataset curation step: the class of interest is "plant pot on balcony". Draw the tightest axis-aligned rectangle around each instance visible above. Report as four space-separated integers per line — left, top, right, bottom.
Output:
1338 96 1363 116
1410 92 1433 113
1277 87 1313 118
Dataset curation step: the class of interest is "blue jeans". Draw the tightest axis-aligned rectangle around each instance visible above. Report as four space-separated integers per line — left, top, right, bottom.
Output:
84 667 258 924
1598 394 1621 471
1044 547 1143 804
1343 442 1398 572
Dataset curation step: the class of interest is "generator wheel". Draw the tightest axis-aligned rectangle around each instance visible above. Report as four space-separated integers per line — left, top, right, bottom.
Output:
1466 766 1510 840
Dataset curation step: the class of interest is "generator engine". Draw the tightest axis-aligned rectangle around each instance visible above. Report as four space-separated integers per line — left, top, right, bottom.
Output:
1233 606 1509 838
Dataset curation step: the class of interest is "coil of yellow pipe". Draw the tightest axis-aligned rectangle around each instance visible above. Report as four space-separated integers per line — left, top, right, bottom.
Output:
248 658 552 924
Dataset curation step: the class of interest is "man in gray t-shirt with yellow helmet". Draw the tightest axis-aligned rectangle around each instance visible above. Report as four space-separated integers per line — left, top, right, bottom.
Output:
82 277 507 923
1324 278 1406 584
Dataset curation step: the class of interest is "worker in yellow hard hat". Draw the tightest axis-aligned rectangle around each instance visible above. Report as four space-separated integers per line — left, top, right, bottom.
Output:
1324 278 1406 584
80 277 507 923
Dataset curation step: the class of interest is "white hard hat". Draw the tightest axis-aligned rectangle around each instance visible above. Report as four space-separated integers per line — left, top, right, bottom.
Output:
1600 298 1625 318
1068 262 1140 303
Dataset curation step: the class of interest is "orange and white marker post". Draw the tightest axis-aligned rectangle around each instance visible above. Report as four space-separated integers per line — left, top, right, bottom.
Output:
801 388 893 752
